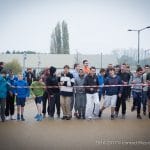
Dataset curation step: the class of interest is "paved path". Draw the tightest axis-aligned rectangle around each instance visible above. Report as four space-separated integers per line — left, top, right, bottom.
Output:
0 100 150 150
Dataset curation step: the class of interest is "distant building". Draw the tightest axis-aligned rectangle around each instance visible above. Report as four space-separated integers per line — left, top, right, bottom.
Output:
0 53 117 71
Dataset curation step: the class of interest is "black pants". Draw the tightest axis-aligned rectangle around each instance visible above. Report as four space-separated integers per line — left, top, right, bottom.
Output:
48 93 60 117
115 96 127 115
42 91 48 115
5 93 15 116
0 99 6 121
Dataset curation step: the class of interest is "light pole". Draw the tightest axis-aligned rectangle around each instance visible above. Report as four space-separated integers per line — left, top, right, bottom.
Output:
100 52 103 68
37 53 41 74
128 26 150 65
22 51 27 75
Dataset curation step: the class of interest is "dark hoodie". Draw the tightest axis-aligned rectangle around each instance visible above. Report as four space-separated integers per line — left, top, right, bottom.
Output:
104 75 123 96
46 66 59 95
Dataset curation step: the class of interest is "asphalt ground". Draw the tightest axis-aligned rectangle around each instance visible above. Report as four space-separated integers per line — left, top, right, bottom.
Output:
0 99 150 150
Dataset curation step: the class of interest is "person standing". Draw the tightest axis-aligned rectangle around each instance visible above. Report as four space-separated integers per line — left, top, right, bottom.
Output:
31 76 45 121
115 64 130 119
75 68 86 119
71 63 80 118
97 68 106 101
46 66 60 119
60 65 75 120
25 68 35 86
84 66 100 120
142 65 150 115
99 68 122 120
14 74 29 121
130 67 144 119
146 71 150 119
5 70 18 120
0 69 8 122
41 68 50 118
82 60 90 74
0 62 4 73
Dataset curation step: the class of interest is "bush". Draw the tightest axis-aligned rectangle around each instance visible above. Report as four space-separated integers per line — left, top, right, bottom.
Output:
4 59 22 74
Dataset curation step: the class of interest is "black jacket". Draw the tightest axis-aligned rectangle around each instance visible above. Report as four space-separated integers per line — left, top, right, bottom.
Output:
84 74 99 94
46 75 59 95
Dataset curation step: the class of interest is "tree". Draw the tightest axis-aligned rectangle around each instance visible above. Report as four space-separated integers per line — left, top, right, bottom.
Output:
55 22 62 54
4 59 22 74
50 20 70 54
50 31 57 54
6 50 11 54
62 20 69 54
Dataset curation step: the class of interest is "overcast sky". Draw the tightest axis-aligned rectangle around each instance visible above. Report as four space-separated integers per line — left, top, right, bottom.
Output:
0 0 150 54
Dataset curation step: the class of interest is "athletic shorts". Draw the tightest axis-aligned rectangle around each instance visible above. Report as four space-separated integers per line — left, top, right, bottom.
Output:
35 96 43 104
103 95 117 108
16 98 26 107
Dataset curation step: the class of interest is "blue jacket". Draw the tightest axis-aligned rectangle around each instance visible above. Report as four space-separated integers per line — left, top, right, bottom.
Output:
97 74 104 95
0 75 8 99
14 80 29 98
104 75 123 95
6 75 18 94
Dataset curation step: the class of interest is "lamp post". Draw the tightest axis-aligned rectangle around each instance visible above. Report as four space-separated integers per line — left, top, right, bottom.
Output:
37 53 41 74
100 52 103 68
22 51 27 75
128 26 150 65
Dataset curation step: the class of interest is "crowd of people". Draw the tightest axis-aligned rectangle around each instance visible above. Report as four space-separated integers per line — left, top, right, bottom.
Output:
0 60 150 122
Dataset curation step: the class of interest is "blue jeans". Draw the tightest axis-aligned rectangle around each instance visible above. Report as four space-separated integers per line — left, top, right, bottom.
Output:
142 91 147 112
132 91 142 114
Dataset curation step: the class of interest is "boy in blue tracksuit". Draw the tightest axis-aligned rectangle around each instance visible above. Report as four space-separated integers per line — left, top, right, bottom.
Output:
0 69 8 122
97 68 106 101
99 68 123 120
14 74 29 121
5 70 18 120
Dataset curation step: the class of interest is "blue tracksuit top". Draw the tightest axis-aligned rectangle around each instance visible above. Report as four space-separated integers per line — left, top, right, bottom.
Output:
6 75 18 93
104 75 123 96
97 74 104 95
0 75 8 99
14 80 29 98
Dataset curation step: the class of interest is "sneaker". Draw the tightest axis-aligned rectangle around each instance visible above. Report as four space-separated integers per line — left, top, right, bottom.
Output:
43 114 46 118
77 113 81 119
34 114 40 119
37 115 43 121
131 106 135 112
115 112 118 118
49 116 54 120
61 116 67 120
143 111 146 116
10 115 16 120
17 114 20 121
137 114 142 119
98 111 102 118
5 116 10 121
21 115 25 121
122 114 125 119
74 112 79 118
87 117 92 120
111 114 115 120
66 116 71 120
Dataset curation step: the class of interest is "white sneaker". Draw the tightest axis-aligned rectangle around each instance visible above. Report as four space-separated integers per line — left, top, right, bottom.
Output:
10 115 16 120
5 116 10 121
